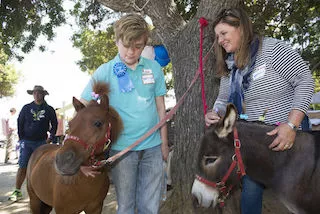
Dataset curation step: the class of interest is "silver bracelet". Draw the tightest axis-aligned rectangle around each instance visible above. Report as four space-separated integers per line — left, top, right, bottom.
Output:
287 122 298 131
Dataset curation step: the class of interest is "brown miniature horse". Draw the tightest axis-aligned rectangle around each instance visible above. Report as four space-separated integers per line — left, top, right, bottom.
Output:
192 104 320 214
26 82 123 214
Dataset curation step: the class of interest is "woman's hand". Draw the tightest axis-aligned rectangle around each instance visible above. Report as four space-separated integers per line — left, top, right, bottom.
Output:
205 110 221 127
267 123 296 151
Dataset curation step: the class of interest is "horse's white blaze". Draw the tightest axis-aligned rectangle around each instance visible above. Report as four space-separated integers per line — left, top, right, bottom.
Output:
191 179 219 208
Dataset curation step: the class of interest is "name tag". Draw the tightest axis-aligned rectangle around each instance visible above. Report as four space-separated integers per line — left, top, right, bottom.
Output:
142 74 155 84
252 64 266 81
142 69 155 84
142 69 153 74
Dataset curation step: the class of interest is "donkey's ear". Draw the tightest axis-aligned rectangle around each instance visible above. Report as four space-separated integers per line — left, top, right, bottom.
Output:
73 97 86 112
100 94 109 110
215 104 237 138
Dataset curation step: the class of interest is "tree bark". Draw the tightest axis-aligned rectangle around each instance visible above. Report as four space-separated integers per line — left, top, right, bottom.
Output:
97 0 291 213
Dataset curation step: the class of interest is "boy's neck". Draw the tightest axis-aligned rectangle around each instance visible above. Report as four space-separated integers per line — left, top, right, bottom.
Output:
125 61 138 70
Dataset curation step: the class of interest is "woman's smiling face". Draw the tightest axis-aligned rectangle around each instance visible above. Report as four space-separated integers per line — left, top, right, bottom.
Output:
214 22 241 53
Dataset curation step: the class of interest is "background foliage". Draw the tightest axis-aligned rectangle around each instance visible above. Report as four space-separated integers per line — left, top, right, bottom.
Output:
0 49 19 97
0 0 319 96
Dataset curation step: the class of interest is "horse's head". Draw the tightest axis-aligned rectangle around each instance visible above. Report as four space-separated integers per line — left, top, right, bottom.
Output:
55 82 123 176
192 104 241 208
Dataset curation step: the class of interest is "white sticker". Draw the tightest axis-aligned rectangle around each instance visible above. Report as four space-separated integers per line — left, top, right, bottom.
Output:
142 69 153 74
142 74 155 84
252 64 266 81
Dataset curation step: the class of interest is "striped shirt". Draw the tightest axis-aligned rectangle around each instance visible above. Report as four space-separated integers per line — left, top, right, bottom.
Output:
213 37 314 125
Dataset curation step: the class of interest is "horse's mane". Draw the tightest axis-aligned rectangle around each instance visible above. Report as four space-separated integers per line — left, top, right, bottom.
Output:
91 81 124 142
92 81 110 96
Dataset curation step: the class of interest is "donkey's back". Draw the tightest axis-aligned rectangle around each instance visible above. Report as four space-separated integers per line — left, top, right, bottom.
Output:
237 122 320 214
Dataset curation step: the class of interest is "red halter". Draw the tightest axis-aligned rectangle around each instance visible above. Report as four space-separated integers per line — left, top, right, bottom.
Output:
195 127 246 207
62 122 112 163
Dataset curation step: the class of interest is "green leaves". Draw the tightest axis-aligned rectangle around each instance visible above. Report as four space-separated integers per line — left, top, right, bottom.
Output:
0 0 66 60
0 49 19 97
71 26 118 74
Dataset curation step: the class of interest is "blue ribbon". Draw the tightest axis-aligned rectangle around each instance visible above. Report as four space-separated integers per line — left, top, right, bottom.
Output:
113 62 134 93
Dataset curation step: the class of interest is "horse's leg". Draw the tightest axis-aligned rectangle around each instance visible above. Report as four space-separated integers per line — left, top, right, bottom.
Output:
27 180 41 214
28 192 44 214
55 207 83 214
84 201 104 214
28 193 52 214
40 201 53 214
27 183 52 214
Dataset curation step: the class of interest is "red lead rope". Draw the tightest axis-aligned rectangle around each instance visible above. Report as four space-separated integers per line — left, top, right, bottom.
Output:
199 17 209 117
233 127 246 176
101 19 213 164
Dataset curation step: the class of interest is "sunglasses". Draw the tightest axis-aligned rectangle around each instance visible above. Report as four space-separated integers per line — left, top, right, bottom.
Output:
217 9 240 20
213 8 241 27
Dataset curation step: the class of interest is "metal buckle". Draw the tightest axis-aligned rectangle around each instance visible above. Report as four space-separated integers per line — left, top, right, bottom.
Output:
234 139 241 148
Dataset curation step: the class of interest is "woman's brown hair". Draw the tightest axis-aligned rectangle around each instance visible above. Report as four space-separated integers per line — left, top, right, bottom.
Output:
213 8 257 76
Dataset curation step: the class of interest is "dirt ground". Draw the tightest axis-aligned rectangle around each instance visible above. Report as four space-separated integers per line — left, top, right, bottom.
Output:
0 162 117 214
0 162 289 214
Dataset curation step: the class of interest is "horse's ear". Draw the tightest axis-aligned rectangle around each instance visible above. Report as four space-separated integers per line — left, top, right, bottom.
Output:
100 94 109 110
73 97 86 112
215 104 237 138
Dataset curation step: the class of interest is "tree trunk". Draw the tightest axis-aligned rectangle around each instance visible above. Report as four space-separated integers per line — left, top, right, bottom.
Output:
98 0 291 213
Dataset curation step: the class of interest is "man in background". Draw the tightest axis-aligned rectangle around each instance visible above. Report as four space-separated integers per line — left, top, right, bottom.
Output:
5 108 18 163
9 85 57 201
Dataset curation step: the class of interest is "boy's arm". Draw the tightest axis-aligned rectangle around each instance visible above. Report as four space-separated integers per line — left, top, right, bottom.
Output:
156 96 169 161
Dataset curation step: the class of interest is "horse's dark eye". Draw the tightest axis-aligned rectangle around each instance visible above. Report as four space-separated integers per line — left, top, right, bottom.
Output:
94 121 103 128
204 156 218 165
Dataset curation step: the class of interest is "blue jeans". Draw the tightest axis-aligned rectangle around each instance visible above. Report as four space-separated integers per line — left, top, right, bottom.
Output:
110 145 163 214
241 175 264 214
19 140 46 168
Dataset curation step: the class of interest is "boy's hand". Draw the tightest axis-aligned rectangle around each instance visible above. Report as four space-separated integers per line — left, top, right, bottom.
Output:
80 165 102 177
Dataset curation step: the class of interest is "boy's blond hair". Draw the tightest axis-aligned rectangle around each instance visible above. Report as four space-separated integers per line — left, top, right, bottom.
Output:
114 13 149 47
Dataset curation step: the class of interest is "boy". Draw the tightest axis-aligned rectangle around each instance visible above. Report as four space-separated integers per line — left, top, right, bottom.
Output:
80 13 169 214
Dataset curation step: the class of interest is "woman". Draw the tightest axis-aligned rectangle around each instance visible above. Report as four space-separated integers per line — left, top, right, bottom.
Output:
205 7 314 214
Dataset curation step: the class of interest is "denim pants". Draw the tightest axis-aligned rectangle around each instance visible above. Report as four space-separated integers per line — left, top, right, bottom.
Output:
241 175 264 214
110 145 163 214
19 140 46 168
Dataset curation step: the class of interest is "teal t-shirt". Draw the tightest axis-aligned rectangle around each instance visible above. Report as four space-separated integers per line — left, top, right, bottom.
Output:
81 55 167 151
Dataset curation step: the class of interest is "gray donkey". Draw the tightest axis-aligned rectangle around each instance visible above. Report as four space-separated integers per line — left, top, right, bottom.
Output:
192 104 320 214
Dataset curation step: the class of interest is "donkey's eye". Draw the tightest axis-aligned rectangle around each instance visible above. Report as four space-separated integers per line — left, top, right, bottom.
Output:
94 121 103 128
203 155 218 165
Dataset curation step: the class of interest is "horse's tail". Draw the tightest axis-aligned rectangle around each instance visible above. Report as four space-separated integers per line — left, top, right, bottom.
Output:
92 81 110 96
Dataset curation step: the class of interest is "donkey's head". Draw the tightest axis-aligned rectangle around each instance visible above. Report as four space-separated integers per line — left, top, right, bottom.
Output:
192 104 241 208
55 82 123 176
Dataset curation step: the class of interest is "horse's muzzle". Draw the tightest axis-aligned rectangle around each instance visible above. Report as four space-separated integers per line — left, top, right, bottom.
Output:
55 150 83 176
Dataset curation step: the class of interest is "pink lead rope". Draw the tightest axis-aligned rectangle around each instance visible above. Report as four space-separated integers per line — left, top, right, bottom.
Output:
199 17 209 117
102 19 211 165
